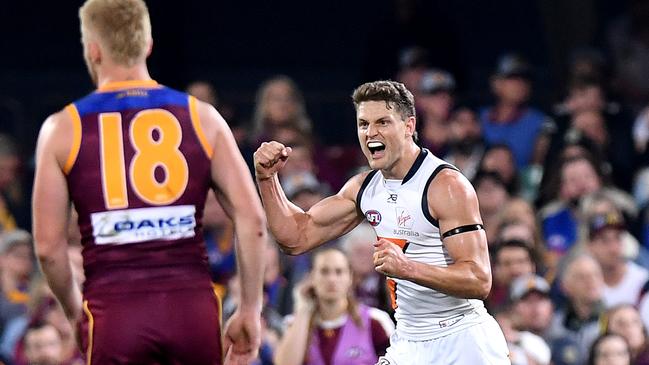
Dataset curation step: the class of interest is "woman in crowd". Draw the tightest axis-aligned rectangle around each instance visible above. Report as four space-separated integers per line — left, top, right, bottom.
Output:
274 248 394 365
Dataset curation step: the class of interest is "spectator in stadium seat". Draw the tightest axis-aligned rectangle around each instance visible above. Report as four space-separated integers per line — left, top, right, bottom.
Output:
585 212 649 308
274 248 394 365
473 170 511 245
479 53 549 169
604 304 649 364
586 333 631 365
339 223 390 312
495 308 551 365
23 321 65 365
416 69 456 156
0 231 34 336
479 144 520 195
549 254 605 365
540 153 605 258
0 135 22 232
509 274 555 341
251 75 312 144
443 106 485 182
487 240 537 312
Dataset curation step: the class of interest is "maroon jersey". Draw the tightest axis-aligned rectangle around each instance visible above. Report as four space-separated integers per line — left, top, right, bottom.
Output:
64 80 215 295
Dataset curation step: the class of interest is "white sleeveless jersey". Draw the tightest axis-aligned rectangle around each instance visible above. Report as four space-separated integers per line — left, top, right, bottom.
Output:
358 149 488 340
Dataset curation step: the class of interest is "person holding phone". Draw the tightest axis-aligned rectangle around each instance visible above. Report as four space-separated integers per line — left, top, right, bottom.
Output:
274 248 394 365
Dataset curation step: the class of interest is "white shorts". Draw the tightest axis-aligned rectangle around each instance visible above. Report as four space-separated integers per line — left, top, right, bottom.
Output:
378 316 510 365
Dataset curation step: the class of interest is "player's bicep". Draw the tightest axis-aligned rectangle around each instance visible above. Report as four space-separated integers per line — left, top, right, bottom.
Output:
202 105 260 217
299 173 367 245
33 116 72 252
428 171 489 265
305 193 363 236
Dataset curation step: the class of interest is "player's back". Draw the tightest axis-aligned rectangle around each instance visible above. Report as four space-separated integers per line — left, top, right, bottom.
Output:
64 80 214 295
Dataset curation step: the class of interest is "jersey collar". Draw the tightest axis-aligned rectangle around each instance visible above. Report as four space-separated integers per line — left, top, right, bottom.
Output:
401 148 428 185
97 79 159 92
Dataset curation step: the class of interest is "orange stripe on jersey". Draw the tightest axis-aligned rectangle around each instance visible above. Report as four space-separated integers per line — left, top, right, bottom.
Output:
379 237 408 250
188 96 214 159
63 104 82 175
83 300 95 365
378 236 408 309
387 279 398 310
97 79 159 92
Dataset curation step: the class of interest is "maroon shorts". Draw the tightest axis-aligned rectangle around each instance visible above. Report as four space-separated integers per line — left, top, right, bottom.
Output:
79 287 222 365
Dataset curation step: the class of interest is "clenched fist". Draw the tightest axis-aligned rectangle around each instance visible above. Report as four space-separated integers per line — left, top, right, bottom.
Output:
253 141 292 180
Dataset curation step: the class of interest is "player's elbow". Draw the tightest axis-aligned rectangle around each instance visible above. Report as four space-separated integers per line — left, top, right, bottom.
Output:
276 241 308 256
473 269 492 300
33 238 64 266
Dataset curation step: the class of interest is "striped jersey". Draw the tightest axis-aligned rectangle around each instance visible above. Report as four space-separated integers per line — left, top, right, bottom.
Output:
357 148 489 340
63 80 214 295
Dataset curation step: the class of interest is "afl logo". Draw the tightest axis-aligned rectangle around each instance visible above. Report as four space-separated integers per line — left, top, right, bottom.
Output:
366 210 382 226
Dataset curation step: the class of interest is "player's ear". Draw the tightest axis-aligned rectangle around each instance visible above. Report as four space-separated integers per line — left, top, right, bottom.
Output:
146 38 153 57
405 116 416 139
88 41 101 65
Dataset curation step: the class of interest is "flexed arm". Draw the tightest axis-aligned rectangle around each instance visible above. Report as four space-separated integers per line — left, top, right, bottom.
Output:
254 141 366 255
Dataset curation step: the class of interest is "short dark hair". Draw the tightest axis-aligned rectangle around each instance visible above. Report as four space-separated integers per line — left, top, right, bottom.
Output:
352 80 416 120
492 239 534 265
352 80 417 140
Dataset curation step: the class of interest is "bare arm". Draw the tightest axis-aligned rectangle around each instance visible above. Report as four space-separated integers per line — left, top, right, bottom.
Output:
273 280 315 365
254 141 366 254
374 169 491 299
32 111 82 321
198 101 267 312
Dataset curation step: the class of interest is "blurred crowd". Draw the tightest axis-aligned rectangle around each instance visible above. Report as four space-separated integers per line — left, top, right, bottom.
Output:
3 5 649 365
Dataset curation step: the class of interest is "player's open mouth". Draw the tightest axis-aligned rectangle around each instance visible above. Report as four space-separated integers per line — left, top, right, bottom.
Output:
367 141 386 159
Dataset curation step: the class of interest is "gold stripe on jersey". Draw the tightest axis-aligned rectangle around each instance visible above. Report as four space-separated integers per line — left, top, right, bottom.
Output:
188 96 213 159
63 104 82 175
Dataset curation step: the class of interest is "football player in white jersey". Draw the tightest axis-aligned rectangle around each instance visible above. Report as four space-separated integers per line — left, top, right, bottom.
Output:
254 80 510 364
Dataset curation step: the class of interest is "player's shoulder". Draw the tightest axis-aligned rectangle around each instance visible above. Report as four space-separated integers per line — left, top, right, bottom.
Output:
41 106 74 135
426 167 476 201
340 169 376 200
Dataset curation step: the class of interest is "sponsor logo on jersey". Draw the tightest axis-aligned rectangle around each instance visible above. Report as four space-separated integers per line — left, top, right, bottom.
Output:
387 193 398 204
91 205 196 244
438 313 465 328
392 229 420 237
396 207 413 229
366 210 382 226
377 357 391 365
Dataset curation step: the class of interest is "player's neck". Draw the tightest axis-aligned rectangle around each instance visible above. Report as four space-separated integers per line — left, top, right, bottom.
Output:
96 63 152 88
317 298 348 321
381 142 421 180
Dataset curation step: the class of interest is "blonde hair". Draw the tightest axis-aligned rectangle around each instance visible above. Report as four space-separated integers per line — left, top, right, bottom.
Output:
252 75 312 140
79 0 151 66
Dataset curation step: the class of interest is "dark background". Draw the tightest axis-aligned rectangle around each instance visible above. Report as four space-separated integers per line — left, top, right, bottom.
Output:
0 0 629 151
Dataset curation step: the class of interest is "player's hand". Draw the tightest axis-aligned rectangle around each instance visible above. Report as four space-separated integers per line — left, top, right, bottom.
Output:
293 276 316 314
373 239 412 279
253 141 292 180
223 307 262 365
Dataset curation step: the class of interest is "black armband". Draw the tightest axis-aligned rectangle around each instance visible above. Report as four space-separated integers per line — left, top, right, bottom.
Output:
442 224 484 239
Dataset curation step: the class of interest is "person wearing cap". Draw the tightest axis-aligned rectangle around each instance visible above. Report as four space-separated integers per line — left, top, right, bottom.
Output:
494 306 551 365
417 69 456 156
479 53 550 170
586 212 649 308
509 274 554 340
